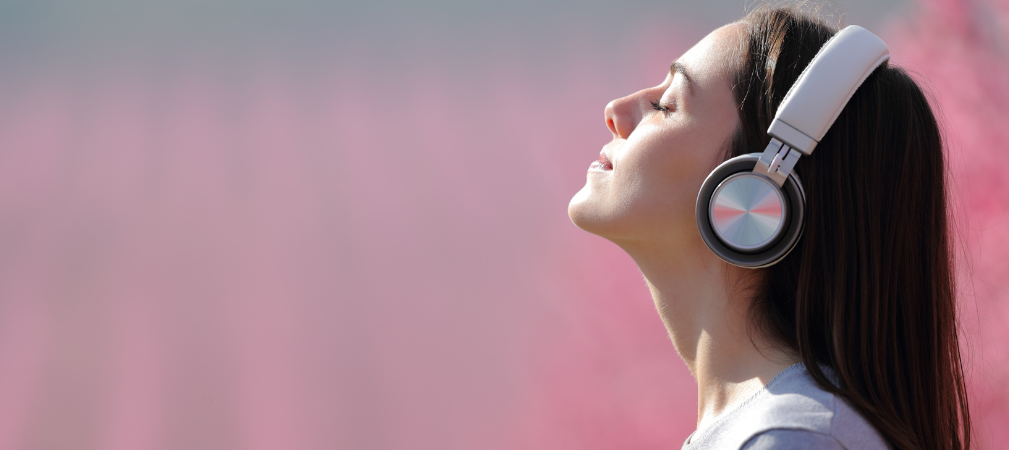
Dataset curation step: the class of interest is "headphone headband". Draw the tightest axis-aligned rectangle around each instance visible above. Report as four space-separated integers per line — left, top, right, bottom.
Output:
768 25 890 155
754 26 889 187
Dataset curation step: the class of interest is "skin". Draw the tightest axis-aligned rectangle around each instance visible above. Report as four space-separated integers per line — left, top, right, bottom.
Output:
568 23 800 433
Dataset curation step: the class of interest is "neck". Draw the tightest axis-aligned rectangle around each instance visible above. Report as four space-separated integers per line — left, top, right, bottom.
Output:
615 237 800 430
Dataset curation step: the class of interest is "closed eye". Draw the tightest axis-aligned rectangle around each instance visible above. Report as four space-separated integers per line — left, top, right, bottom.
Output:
651 100 672 114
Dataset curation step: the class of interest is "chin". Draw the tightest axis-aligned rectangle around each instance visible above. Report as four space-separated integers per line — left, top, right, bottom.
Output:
570 188 695 249
568 186 622 238
568 187 600 231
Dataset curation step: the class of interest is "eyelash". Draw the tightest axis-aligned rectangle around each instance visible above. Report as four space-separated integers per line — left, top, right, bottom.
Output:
650 100 672 114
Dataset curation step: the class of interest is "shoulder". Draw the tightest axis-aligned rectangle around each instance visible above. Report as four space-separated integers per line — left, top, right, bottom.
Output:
683 365 889 450
751 366 889 449
741 429 843 450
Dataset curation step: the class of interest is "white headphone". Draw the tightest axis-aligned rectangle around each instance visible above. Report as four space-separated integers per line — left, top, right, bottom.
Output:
695 25 890 268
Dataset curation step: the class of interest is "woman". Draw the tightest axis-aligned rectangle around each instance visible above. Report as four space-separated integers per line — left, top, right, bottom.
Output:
568 6 971 450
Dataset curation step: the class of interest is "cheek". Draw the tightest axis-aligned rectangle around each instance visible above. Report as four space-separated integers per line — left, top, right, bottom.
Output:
627 123 716 203
619 160 706 232
569 115 737 241
610 132 712 234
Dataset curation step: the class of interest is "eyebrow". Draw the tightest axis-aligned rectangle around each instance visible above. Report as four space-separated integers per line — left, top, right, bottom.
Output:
671 61 695 95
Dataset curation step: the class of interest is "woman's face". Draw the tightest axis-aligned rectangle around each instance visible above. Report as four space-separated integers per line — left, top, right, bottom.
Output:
569 24 745 248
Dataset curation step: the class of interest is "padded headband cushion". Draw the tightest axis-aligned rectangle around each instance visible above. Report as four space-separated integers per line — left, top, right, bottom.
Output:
767 25 890 154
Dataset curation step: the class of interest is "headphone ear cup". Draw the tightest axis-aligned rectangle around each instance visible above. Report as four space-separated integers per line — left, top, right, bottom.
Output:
696 153 806 268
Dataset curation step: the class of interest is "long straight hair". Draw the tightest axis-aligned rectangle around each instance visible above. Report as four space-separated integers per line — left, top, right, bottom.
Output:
725 7 972 449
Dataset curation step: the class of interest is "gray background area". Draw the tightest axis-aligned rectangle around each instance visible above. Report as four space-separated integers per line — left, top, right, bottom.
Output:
0 0 908 60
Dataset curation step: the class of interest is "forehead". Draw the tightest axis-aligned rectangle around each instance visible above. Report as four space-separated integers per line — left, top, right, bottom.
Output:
677 22 746 88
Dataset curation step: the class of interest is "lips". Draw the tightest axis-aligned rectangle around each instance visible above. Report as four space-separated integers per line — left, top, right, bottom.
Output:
597 152 613 170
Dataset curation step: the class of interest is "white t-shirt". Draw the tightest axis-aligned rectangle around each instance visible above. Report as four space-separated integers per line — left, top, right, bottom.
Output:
682 364 889 449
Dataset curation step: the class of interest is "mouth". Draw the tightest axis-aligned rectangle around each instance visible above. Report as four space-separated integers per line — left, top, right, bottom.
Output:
590 151 613 171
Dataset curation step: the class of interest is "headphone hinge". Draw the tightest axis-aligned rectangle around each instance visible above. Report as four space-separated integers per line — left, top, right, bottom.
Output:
754 138 801 187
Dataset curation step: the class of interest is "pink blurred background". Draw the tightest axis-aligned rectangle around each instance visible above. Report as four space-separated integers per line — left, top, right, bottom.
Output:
0 0 1006 448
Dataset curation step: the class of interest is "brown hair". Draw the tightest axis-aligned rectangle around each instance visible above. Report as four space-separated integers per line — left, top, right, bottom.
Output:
726 6 972 449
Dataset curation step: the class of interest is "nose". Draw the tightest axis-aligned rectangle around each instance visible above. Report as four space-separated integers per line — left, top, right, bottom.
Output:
604 93 639 140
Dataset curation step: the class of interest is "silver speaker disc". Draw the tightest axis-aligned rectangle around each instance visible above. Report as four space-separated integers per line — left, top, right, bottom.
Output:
709 173 786 252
